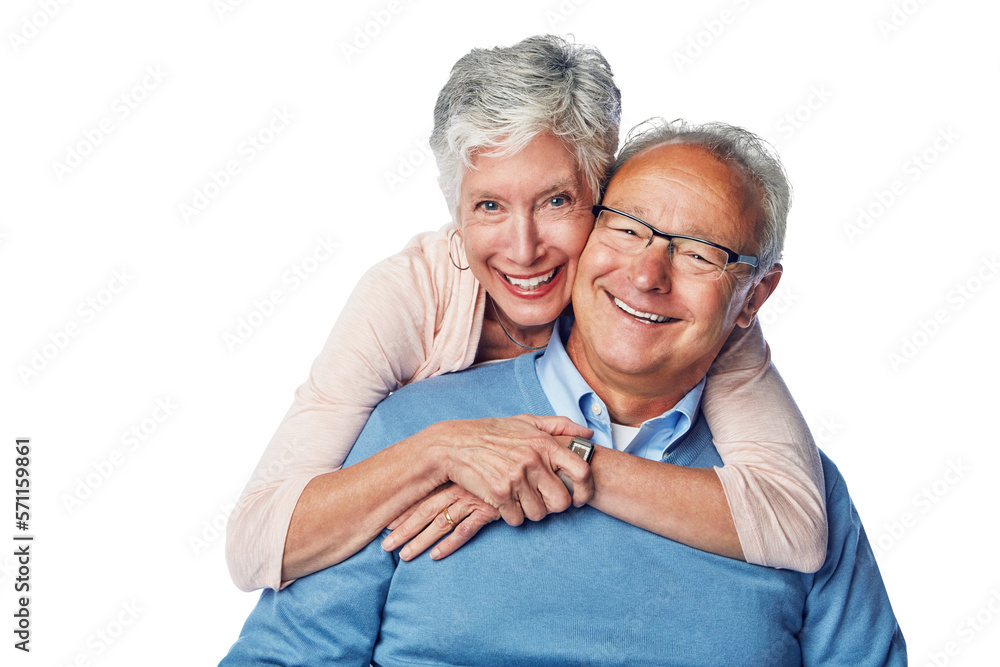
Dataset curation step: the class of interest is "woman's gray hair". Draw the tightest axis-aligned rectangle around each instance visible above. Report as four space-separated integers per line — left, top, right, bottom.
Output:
431 35 621 219
614 118 791 275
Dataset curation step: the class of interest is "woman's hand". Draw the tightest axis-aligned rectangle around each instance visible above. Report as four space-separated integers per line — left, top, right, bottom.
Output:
382 483 500 560
429 414 595 526
383 414 595 560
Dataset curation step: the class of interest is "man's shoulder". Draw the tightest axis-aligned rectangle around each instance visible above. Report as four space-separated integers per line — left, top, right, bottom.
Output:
814 450 868 551
809 450 878 584
351 353 553 462
383 353 538 412
816 450 850 508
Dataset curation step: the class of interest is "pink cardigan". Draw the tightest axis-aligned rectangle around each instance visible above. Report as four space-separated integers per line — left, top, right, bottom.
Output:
226 227 826 592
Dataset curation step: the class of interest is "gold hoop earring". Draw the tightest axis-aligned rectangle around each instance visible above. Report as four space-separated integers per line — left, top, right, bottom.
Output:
448 229 469 271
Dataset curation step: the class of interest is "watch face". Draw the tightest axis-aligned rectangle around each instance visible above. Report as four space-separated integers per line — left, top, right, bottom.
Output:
568 437 595 463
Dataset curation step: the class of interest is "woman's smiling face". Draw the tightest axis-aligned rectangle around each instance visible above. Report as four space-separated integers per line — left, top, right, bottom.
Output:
458 133 595 335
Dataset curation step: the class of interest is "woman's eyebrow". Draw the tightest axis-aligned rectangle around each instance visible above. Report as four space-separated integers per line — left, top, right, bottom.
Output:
535 176 583 198
466 177 582 203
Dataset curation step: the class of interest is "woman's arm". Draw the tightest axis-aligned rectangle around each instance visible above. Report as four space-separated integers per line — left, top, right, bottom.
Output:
226 230 481 591
387 445 742 562
702 319 827 571
283 414 594 582
586 449 744 558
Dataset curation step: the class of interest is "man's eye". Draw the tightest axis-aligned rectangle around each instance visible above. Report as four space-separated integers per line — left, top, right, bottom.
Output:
609 221 644 237
477 201 500 212
674 246 723 268
548 195 568 207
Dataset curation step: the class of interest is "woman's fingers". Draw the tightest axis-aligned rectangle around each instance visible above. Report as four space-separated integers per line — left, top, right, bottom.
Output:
382 484 460 552
379 417 596 563
429 507 497 560
381 424 597 560
385 487 500 561
513 414 594 439
397 508 459 561
440 416 593 516
489 445 551 524
515 433 594 508
548 437 596 507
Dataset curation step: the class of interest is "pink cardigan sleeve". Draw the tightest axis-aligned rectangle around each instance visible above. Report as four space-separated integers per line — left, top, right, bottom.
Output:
704 320 828 572
225 228 484 592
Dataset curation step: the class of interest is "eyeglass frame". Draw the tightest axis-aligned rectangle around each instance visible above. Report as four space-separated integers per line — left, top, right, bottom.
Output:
591 205 759 274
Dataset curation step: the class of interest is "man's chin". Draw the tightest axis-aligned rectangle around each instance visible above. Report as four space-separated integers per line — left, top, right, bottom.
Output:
592 344 674 378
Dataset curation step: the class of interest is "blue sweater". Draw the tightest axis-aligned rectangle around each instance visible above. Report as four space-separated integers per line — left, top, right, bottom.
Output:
222 353 906 666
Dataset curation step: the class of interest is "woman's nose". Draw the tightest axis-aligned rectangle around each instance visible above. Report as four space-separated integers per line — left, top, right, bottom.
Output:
507 213 544 266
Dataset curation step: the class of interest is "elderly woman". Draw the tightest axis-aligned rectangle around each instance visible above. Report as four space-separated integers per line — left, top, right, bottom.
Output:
226 35 826 592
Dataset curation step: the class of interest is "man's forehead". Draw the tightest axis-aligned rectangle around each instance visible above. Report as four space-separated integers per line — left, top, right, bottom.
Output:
604 142 759 243
610 143 743 194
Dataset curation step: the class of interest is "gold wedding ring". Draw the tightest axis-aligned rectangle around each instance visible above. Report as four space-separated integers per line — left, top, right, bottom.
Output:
443 507 456 528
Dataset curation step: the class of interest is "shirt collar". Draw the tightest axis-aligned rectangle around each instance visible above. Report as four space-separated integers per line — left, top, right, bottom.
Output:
535 316 705 461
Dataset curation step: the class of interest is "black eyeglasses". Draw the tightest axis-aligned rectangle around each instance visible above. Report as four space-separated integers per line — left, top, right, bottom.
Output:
591 205 758 281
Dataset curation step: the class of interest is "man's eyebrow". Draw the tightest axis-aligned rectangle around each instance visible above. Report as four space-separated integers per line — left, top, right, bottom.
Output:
608 202 653 222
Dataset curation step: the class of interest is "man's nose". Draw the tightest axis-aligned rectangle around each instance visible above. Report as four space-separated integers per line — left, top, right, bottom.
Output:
629 241 673 293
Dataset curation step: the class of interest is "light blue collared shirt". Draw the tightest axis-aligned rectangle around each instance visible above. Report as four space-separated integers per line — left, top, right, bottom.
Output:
534 317 705 462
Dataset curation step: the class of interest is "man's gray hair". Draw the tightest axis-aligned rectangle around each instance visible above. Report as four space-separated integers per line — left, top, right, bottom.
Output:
431 35 621 220
614 118 791 274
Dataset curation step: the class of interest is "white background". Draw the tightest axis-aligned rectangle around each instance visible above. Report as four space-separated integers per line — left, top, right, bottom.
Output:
3 0 998 664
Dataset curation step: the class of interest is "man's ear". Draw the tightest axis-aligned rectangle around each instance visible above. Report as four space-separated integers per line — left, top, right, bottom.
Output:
736 263 782 328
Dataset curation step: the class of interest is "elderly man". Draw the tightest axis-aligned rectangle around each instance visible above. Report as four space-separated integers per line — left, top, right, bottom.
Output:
220 120 905 665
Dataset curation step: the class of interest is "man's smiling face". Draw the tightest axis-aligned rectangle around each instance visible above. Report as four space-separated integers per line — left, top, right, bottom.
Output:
567 142 776 414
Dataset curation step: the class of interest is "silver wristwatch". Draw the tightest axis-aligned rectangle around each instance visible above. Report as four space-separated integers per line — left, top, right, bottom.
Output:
559 437 595 494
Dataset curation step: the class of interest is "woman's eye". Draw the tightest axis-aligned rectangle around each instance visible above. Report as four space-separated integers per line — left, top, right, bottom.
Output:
548 195 568 207
477 200 500 212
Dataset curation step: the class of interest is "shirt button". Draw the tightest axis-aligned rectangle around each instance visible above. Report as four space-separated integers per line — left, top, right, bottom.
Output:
591 403 603 416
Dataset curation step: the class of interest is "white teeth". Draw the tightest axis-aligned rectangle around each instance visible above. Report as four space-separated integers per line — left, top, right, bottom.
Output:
614 297 670 323
504 268 557 290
